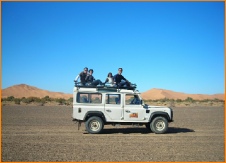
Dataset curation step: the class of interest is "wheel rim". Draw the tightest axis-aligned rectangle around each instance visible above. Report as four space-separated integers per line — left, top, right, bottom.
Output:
89 120 101 131
155 120 165 131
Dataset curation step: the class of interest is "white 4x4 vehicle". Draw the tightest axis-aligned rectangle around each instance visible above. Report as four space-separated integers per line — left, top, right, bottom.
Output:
72 85 173 134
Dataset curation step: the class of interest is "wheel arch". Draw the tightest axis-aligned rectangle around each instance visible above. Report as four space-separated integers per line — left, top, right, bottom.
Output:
84 111 106 122
149 112 170 122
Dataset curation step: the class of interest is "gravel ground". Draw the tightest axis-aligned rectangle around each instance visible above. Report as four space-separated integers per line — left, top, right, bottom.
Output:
2 105 225 161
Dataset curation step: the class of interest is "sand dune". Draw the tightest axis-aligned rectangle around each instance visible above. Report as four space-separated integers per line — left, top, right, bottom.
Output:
141 88 224 100
2 84 224 100
2 84 72 99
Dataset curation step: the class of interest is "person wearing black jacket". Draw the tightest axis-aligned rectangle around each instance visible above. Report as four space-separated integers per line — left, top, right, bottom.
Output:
85 69 103 86
113 68 131 88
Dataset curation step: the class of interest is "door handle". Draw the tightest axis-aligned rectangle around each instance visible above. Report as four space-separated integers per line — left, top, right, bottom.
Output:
125 110 130 113
106 109 111 112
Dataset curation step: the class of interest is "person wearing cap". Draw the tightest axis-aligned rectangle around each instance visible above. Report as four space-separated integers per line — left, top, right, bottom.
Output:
113 68 131 88
74 67 88 86
85 69 104 86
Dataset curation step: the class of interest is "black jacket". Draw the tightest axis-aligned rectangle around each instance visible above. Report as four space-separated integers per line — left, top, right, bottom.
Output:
85 75 95 83
79 71 87 84
113 74 127 84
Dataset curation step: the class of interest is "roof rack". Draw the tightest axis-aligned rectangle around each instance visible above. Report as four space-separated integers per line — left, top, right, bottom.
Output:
74 82 137 91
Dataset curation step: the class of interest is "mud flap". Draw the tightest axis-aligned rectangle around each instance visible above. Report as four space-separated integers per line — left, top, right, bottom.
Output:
73 119 82 130
78 121 81 130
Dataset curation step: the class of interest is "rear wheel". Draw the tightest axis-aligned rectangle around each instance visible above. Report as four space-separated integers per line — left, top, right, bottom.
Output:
85 116 104 134
150 116 168 134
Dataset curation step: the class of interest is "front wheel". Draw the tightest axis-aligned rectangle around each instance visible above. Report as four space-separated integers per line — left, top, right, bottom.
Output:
85 116 104 134
150 117 168 134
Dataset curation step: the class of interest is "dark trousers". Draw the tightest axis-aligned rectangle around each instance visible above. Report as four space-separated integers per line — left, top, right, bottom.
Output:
118 81 130 87
90 80 103 86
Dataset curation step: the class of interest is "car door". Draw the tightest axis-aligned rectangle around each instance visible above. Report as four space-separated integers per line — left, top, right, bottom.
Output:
123 94 146 121
104 93 123 121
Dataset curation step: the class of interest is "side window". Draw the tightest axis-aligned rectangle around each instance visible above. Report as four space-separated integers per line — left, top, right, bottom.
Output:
90 94 102 103
105 94 121 105
77 93 102 104
126 94 141 105
77 93 89 103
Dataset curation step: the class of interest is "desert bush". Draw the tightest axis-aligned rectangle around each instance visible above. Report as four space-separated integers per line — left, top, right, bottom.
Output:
213 98 224 102
1 98 7 102
42 96 52 102
56 98 66 105
176 99 182 102
25 97 38 103
22 98 30 104
34 97 41 103
21 97 26 102
26 97 35 103
68 97 73 103
2 95 223 106
39 96 50 105
23 97 41 103
65 101 71 106
6 96 15 101
14 98 21 105
40 98 46 106
159 98 169 102
200 99 210 102
185 97 194 103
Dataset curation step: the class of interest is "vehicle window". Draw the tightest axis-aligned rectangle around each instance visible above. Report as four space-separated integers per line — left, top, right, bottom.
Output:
77 93 102 104
105 94 121 105
126 94 141 105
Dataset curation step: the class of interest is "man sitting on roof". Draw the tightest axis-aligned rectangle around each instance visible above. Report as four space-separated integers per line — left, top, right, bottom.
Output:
74 67 88 86
113 68 131 88
85 69 104 87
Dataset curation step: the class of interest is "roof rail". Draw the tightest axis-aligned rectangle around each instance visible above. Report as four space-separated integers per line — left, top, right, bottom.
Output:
74 82 137 91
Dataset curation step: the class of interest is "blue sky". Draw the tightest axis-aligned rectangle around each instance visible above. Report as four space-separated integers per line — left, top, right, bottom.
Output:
2 2 224 94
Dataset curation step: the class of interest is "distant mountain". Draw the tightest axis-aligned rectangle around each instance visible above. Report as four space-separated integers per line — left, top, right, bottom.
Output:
2 84 72 99
141 88 224 100
1 84 224 101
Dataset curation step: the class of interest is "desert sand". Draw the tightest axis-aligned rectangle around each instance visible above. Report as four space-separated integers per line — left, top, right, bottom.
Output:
2 105 224 161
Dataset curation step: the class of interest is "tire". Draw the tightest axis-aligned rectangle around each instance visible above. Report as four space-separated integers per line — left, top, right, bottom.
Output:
150 116 168 134
85 116 104 134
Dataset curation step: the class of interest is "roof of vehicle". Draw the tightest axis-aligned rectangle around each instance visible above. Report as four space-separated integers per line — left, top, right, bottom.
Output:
73 86 140 94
